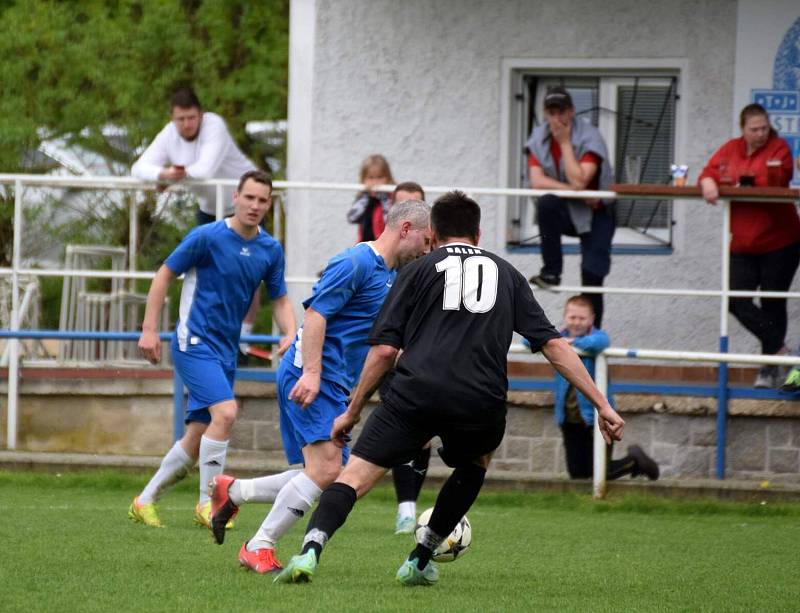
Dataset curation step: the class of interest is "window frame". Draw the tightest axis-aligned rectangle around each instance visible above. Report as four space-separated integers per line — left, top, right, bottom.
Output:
498 58 689 255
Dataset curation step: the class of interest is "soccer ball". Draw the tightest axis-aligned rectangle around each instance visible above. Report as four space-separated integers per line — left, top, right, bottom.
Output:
414 507 472 562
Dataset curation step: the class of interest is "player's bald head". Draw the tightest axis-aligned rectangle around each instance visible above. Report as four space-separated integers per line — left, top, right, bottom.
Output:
385 198 430 230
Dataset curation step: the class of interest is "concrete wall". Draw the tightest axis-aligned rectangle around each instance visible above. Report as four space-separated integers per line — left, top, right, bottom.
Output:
286 0 800 354
3 379 798 484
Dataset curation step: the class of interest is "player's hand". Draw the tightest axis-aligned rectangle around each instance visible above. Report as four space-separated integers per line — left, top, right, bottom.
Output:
159 166 187 182
138 330 162 365
596 405 625 444
289 372 320 409
276 334 293 356
332 411 359 448
550 117 571 145
701 179 719 205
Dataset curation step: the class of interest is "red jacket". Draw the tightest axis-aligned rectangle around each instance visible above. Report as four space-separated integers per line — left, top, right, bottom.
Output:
698 133 799 254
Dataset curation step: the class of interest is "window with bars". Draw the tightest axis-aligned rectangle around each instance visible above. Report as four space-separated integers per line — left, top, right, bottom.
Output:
508 73 679 249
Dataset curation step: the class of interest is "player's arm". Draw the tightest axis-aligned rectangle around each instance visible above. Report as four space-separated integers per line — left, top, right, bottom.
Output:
332 343 399 447
270 294 297 356
288 307 326 408
138 265 176 364
541 337 624 443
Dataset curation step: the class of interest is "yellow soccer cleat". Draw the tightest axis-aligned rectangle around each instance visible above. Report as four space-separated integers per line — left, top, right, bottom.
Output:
194 501 234 530
128 496 164 528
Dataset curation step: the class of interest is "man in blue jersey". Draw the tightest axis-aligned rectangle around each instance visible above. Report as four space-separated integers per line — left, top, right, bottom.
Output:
128 170 296 529
207 199 431 574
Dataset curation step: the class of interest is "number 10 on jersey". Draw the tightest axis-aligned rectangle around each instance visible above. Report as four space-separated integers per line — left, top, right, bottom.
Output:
436 255 498 313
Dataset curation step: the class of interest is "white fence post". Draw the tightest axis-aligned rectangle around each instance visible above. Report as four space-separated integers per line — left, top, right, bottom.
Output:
7 180 23 449
593 352 609 499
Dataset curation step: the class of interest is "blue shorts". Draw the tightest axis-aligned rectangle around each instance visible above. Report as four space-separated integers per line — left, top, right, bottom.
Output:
172 339 236 425
277 359 350 465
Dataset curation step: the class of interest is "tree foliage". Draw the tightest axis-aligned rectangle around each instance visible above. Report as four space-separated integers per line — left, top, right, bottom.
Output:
0 0 289 172
0 1 288 333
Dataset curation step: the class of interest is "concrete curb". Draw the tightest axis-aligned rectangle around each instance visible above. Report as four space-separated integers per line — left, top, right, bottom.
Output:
2 450 799 503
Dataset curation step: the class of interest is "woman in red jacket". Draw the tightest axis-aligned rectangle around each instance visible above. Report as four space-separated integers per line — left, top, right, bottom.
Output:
699 103 800 388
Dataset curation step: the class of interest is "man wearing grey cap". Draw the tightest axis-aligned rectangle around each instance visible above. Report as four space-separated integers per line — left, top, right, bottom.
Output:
526 86 615 328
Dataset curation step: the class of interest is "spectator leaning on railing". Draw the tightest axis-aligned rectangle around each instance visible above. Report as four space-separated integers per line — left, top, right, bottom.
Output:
526 86 616 328
698 103 800 388
132 87 256 224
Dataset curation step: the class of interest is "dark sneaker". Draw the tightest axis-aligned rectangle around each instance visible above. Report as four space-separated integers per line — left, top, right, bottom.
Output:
628 445 659 480
528 273 561 290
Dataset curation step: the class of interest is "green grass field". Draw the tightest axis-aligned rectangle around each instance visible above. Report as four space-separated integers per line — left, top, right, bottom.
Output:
1 471 799 612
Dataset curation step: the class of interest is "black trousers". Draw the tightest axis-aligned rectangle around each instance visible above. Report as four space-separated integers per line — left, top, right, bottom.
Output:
536 194 615 327
729 242 800 355
561 422 634 480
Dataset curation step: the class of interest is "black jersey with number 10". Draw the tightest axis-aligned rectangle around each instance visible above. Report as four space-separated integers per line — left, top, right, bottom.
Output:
367 242 560 418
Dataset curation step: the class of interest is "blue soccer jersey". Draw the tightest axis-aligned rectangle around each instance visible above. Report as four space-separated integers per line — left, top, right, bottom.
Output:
165 219 287 361
283 242 394 391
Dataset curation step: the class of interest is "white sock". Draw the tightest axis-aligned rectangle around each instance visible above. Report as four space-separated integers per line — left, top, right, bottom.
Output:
198 435 228 506
139 442 194 504
239 322 253 354
247 472 321 552
398 500 416 519
230 469 302 506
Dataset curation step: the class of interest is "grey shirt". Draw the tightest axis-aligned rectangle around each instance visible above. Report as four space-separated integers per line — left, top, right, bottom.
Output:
526 118 615 234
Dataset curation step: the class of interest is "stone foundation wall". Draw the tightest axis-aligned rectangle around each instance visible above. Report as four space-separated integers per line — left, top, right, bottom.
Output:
2 377 799 483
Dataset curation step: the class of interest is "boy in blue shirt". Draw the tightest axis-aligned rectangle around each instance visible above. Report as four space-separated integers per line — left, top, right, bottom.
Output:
555 295 658 480
128 170 296 529
208 199 432 574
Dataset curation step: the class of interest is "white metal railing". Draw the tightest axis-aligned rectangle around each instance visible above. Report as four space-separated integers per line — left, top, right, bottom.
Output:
1 174 799 491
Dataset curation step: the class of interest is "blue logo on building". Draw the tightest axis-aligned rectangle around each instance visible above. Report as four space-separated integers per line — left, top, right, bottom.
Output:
753 17 800 186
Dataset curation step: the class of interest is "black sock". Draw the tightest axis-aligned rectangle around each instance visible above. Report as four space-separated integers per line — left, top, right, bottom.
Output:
410 463 486 570
300 482 357 561
392 463 416 504
412 447 431 499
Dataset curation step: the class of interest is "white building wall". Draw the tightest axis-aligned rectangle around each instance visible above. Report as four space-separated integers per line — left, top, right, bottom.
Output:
287 0 800 354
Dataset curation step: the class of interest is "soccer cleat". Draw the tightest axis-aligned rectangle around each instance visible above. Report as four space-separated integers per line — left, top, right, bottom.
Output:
128 496 164 528
238 543 283 574
395 514 416 535
194 501 234 530
396 558 439 586
209 474 239 544
780 367 800 393
628 445 660 480
273 551 318 584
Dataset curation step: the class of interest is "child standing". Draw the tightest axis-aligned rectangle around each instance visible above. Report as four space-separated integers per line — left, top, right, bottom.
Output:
347 154 395 241
555 295 659 480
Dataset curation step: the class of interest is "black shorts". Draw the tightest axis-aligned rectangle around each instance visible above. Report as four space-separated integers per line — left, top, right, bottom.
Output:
352 397 506 469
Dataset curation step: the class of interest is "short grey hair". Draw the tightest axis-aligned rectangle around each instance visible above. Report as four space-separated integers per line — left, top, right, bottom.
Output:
385 198 430 229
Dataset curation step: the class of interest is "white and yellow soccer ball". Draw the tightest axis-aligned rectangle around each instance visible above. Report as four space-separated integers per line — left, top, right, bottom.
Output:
414 507 472 562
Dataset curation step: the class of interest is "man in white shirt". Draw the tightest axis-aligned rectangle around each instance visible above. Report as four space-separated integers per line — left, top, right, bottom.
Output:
132 87 256 224
132 87 262 357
